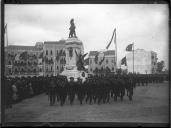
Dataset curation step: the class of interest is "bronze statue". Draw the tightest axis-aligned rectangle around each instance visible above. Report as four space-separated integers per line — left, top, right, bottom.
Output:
69 19 77 38
75 50 87 71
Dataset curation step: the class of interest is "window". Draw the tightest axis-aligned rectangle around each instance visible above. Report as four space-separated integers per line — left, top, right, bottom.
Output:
46 50 48 55
33 69 36 72
51 50 53 55
40 68 42 72
51 66 52 71
8 61 11 65
106 59 108 64
111 59 114 63
112 67 114 71
90 59 92 64
8 69 11 73
90 68 92 72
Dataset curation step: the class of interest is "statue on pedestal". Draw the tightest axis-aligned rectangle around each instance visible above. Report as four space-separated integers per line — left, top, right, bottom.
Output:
69 18 77 38
61 19 88 82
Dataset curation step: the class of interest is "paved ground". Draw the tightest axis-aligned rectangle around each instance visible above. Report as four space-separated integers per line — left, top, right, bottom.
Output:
4 82 169 123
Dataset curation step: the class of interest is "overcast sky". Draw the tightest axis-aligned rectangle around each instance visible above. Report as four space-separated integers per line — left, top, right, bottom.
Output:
5 4 169 68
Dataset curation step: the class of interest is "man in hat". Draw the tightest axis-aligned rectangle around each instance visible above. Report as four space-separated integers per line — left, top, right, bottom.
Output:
48 78 56 106
77 78 84 105
68 77 75 105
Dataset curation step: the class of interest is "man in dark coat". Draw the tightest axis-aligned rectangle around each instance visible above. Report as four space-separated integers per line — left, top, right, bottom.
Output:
48 78 56 106
5 79 13 108
68 77 75 105
76 78 84 105
58 80 67 106
85 79 93 104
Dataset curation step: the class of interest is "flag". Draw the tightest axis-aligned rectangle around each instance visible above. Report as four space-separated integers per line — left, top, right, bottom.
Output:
20 51 28 60
4 24 7 34
121 56 127 66
15 54 20 61
126 44 133 51
106 28 116 49
39 52 43 58
99 55 105 65
84 58 89 66
94 52 99 64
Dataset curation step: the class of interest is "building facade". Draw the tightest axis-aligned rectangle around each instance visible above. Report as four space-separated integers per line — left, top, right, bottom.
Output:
43 40 66 76
5 42 44 77
126 49 157 74
88 50 116 76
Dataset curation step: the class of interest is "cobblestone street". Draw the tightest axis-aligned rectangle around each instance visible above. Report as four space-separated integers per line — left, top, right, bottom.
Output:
5 82 169 123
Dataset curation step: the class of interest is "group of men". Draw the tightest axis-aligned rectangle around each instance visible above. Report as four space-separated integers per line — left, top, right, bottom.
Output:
4 73 167 108
46 74 167 106
131 74 167 86
4 76 46 108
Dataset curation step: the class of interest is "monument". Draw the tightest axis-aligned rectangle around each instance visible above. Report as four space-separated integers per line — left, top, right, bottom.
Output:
60 19 88 82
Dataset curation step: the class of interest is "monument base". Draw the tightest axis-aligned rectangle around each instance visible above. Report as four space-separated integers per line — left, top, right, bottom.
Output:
60 68 88 82
61 36 87 82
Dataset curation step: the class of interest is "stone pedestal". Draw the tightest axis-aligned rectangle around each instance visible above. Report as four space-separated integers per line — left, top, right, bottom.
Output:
60 37 87 82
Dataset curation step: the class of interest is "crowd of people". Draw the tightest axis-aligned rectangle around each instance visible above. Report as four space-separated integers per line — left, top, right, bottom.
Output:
4 73 168 108
4 76 46 108
46 74 168 106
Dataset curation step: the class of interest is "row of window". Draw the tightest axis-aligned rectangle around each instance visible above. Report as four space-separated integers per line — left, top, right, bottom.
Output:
45 50 65 56
45 66 64 71
90 67 114 72
89 59 114 64
12 68 40 72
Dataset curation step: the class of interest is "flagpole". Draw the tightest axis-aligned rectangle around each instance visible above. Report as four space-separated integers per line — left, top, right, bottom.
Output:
133 42 134 74
6 24 9 46
54 48 55 76
115 28 117 73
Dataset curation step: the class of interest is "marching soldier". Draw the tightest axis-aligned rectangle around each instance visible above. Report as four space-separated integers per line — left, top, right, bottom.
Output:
77 78 84 105
48 78 56 106
127 77 134 101
5 79 13 108
58 80 67 106
85 79 93 104
68 77 75 105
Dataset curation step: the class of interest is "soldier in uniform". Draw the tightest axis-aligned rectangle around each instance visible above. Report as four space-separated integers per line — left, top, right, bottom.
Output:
68 77 75 105
76 78 84 105
58 79 67 106
92 79 98 104
48 78 56 106
97 78 104 104
117 76 125 101
5 79 13 108
55 79 60 103
85 78 93 104
127 77 134 101
113 77 120 102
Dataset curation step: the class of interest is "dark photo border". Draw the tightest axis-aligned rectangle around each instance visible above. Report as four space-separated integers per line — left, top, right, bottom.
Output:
1 0 170 127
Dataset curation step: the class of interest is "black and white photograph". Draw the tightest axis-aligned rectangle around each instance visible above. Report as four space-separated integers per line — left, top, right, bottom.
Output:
2 3 169 126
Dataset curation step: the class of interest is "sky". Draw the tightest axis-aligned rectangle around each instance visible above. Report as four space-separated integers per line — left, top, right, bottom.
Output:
5 4 169 69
